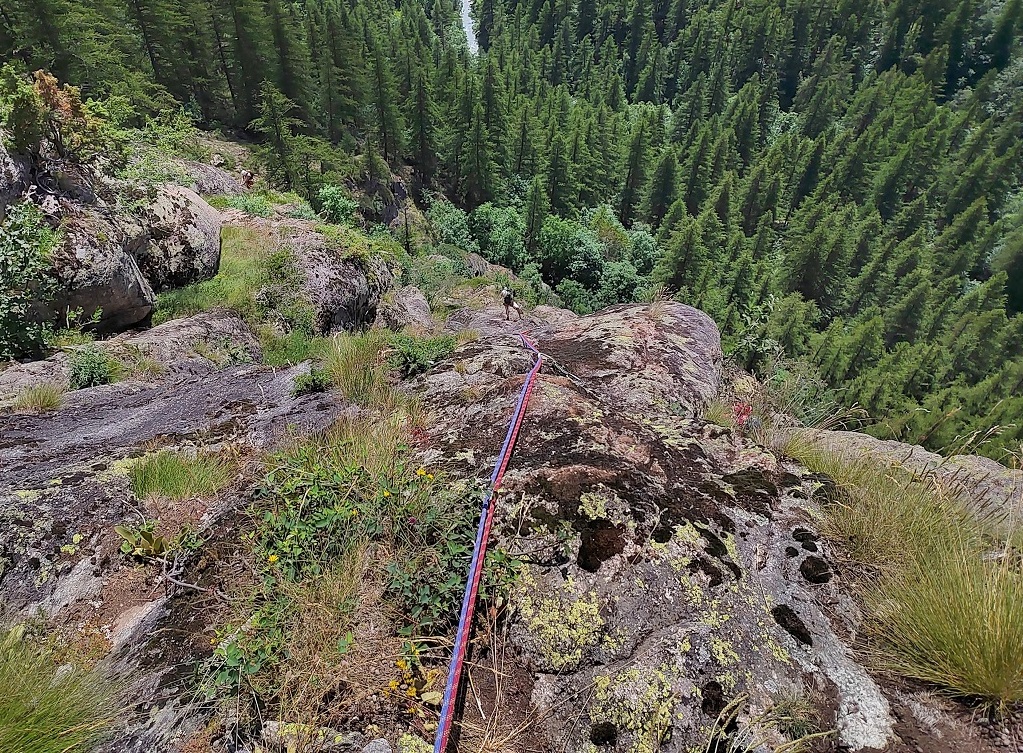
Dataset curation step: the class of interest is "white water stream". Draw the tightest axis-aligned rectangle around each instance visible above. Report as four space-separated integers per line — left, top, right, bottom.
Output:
460 0 478 52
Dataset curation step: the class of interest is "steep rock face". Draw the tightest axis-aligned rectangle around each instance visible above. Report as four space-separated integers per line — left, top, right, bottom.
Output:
419 302 898 753
125 184 222 291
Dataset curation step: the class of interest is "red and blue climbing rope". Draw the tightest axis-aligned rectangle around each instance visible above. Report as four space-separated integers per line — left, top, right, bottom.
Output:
433 333 543 753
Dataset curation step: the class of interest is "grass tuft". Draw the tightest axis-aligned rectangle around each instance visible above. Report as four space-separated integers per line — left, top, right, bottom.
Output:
325 331 391 405
0 625 116 753
871 542 1023 708
13 383 65 412
128 450 233 502
788 437 1023 708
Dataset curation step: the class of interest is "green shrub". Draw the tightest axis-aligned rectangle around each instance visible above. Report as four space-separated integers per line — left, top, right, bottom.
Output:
292 368 331 396
0 625 115 753
12 383 65 412
389 333 457 378
284 201 317 220
67 345 121 389
207 192 274 217
0 202 59 361
128 449 233 501
317 184 358 225
427 198 478 254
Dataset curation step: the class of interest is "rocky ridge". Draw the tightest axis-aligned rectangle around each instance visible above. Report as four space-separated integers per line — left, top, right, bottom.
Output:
2 284 1016 753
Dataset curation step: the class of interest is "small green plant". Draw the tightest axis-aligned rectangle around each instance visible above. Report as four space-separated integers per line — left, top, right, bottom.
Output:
67 344 122 389
12 383 65 412
0 202 59 360
45 307 101 348
317 184 358 225
702 398 733 428
128 449 233 502
292 367 331 396
207 192 274 217
260 328 324 367
388 333 457 378
114 521 168 558
0 624 115 752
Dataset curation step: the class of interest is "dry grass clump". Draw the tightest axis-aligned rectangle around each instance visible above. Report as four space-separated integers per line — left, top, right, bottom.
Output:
12 382 65 412
128 449 233 502
788 438 1023 708
871 542 1023 706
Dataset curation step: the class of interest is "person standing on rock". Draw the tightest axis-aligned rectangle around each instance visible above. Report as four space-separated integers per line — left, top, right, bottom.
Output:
502 288 522 321
240 169 255 189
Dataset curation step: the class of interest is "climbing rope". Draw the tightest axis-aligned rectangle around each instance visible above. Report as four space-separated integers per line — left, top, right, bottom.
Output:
433 332 543 753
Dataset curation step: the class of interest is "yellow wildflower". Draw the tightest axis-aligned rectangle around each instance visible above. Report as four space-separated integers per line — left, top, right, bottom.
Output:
426 473 434 480
416 467 427 477
268 554 279 564
383 489 391 497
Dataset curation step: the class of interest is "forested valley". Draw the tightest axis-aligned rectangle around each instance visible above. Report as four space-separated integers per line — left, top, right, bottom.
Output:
2 0 1023 457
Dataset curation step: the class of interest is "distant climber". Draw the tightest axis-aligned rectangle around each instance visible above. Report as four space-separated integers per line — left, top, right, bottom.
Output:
240 169 255 189
502 288 522 321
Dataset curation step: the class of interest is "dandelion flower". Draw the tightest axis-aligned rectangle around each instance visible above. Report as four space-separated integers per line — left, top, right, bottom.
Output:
416 468 427 477
383 489 391 497
268 554 279 564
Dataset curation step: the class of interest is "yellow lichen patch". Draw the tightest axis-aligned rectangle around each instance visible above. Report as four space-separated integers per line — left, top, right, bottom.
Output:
515 567 605 671
578 491 610 520
701 603 731 628
591 666 677 753
709 636 740 667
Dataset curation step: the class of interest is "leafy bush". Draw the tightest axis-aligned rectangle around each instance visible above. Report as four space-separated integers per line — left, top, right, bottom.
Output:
67 345 121 389
555 279 596 315
469 203 525 268
284 201 317 220
389 333 457 378
0 202 58 360
597 259 643 308
317 184 358 225
0 67 120 165
292 367 331 396
128 449 233 501
0 625 115 753
12 383 64 412
427 198 478 254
